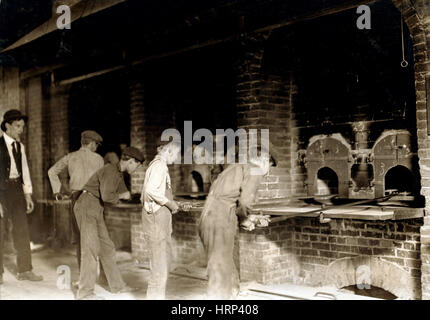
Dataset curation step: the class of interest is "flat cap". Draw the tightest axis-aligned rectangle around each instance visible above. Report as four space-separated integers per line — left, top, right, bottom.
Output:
81 130 103 143
122 146 144 162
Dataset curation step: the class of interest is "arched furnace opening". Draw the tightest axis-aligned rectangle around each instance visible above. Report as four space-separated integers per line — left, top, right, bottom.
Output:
384 165 416 195
190 170 204 193
316 167 339 196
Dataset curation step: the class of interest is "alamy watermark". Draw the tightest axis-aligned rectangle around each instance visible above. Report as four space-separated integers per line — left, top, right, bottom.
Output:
357 5 371 30
356 265 371 290
55 5 372 31
57 265 71 290
161 121 270 175
56 5 71 30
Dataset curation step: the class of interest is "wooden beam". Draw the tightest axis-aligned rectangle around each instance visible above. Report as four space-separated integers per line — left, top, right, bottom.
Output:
20 0 382 84
392 207 424 220
265 206 423 222
133 0 381 66
2 0 127 53
254 0 379 34
20 63 66 80
56 65 124 86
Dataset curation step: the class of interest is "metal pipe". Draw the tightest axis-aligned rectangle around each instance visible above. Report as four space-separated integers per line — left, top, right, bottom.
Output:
137 265 208 282
248 288 310 300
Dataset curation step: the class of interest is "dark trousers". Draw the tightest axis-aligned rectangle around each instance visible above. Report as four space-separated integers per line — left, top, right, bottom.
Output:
0 180 32 275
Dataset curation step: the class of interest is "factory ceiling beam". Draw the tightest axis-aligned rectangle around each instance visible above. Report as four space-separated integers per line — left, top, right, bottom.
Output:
1 0 127 53
20 0 379 83
253 0 378 34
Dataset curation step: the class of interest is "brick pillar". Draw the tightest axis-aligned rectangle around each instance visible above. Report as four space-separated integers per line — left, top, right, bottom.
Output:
390 0 430 300
258 75 297 200
26 77 45 200
234 32 299 283
49 84 70 160
48 84 70 192
422 216 430 299
235 33 267 131
129 79 146 194
235 33 296 200
129 75 178 194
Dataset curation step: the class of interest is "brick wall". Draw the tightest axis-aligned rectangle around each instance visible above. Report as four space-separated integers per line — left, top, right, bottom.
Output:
129 77 181 194
48 84 70 193
239 217 423 299
129 204 423 298
53 202 74 245
24 77 48 242
131 209 150 263
235 33 296 200
7 78 71 201
171 210 206 265
26 77 44 200
104 205 137 251
233 1 430 299
129 79 146 194
391 0 430 300
131 207 206 266
126 197 424 299
49 85 70 162
20 79 71 242
421 216 430 299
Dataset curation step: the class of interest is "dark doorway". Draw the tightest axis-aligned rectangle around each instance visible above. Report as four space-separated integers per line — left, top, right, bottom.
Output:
68 72 130 158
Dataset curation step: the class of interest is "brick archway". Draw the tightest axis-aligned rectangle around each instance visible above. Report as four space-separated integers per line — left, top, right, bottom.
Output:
325 255 421 299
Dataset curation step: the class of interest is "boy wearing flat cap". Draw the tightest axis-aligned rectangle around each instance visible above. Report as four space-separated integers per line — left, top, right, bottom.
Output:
48 130 104 271
73 146 144 300
0 109 43 284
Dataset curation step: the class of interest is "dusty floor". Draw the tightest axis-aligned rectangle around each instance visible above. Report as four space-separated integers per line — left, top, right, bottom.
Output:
0 246 210 300
0 246 377 300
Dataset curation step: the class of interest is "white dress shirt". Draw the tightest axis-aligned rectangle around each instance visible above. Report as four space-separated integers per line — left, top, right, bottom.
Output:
141 154 171 214
2 132 33 194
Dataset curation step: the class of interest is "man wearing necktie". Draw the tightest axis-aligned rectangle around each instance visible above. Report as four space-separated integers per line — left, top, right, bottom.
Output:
0 109 43 285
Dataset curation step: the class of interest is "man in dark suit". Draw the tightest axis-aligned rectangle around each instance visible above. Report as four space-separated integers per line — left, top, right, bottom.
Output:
0 109 43 285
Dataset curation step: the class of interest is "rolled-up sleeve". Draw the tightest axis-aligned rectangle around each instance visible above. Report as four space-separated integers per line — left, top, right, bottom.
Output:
48 154 69 194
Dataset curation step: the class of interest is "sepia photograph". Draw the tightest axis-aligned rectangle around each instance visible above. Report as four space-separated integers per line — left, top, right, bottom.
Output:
0 0 430 309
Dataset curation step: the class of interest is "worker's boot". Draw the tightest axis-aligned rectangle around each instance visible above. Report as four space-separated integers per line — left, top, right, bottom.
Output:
17 271 43 281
